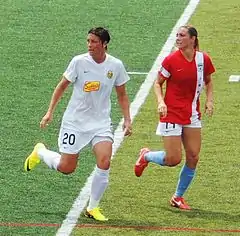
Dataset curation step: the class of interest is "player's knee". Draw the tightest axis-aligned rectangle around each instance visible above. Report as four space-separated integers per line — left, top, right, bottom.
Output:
186 152 199 166
58 164 77 175
186 150 199 159
165 154 182 166
61 169 75 175
97 158 111 170
168 159 182 167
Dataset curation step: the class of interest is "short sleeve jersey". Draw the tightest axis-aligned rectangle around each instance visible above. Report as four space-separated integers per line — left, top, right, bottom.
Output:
62 53 130 132
159 50 215 125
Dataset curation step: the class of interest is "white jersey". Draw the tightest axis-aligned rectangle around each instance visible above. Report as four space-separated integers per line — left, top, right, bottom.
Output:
62 53 130 133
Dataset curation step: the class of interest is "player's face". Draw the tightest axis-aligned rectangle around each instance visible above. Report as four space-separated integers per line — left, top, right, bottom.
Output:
87 34 105 57
176 27 195 49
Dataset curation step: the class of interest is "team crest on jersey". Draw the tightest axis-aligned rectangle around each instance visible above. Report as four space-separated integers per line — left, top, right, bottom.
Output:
83 81 100 92
197 63 203 72
107 70 113 79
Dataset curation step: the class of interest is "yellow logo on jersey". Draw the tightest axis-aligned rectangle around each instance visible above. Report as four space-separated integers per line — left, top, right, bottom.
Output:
107 70 113 79
84 81 100 92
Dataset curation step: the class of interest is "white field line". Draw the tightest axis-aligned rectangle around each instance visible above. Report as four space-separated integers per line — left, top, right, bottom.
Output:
229 75 240 82
56 1 200 235
127 71 148 75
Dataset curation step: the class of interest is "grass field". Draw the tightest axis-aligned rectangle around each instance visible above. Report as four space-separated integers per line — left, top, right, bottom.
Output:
1 0 240 235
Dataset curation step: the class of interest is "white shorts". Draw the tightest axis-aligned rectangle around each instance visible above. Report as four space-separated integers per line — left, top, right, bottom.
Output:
156 118 202 137
58 127 114 154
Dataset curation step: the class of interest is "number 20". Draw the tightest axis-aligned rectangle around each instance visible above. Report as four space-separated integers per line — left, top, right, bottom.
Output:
63 133 76 145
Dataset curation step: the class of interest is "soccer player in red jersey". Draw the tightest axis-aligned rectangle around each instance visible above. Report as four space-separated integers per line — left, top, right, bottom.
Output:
135 25 215 210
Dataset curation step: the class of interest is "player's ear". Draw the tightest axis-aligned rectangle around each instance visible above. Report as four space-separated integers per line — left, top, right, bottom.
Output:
103 41 108 48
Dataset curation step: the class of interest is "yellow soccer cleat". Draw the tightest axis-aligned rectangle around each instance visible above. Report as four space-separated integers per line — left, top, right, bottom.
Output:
85 208 108 221
24 143 45 171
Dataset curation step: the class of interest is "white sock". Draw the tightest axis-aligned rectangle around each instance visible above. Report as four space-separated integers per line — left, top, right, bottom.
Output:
87 167 110 211
38 148 61 170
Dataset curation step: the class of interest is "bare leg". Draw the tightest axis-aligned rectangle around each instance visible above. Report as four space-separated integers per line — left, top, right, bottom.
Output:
38 148 78 174
163 136 182 166
174 127 201 197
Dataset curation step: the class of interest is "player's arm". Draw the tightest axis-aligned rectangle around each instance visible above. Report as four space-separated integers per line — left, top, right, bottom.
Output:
115 84 132 136
154 74 165 103
205 75 214 116
154 74 167 117
40 76 71 128
203 53 215 116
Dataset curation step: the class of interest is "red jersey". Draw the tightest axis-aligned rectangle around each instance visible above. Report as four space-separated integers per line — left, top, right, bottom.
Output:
159 50 215 125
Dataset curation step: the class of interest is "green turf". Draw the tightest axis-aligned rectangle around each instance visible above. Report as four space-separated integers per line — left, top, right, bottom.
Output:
0 0 189 235
74 227 238 236
74 0 240 235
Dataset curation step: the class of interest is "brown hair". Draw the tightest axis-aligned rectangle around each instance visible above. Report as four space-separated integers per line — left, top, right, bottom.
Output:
181 25 199 50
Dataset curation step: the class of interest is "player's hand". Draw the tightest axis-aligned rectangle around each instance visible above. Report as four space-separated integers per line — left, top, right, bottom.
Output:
158 101 167 118
123 119 132 136
40 112 53 128
205 101 214 117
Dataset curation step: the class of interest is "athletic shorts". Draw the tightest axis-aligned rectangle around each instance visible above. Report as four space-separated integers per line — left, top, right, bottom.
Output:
58 127 114 154
156 117 202 137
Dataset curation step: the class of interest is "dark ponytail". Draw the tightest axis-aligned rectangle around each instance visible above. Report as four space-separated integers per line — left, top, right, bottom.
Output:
195 37 199 51
182 25 199 50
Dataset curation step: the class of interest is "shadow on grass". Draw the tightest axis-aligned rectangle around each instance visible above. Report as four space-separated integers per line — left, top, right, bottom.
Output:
79 207 240 230
163 206 240 223
79 214 162 228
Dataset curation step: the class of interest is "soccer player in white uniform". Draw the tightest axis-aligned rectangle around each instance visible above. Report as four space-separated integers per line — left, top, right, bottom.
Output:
24 27 132 221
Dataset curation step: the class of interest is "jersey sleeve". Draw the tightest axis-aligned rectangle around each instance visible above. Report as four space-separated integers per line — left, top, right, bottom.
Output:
159 56 171 79
114 61 130 86
63 56 78 83
204 53 215 83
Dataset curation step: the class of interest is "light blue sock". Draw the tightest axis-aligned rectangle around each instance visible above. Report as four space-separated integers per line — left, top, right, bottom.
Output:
175 164 196 197
145 151 166 166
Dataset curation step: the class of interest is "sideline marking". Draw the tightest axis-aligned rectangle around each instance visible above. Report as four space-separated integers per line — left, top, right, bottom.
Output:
127 71 148 75
229 75 240 82
56 1 200 235
1 222 240 233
